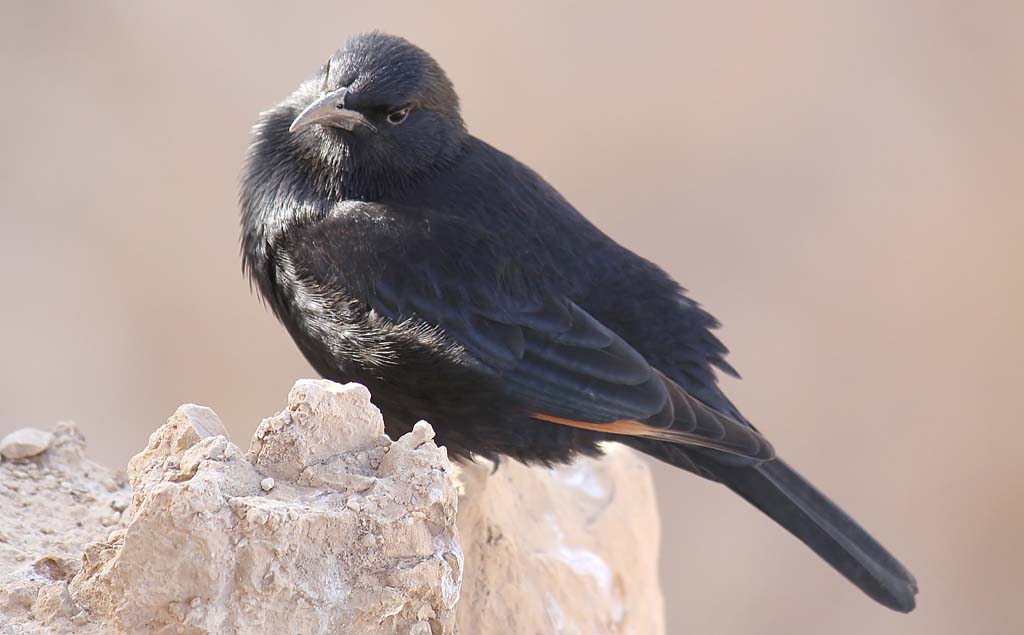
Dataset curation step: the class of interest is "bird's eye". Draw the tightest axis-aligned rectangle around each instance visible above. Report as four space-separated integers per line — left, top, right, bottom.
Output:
387 106 411 125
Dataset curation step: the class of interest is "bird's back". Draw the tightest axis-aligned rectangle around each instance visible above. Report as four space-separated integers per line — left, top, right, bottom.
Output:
394 136 743 418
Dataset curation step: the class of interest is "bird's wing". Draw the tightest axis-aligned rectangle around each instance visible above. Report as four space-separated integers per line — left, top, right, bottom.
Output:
280 202 773 461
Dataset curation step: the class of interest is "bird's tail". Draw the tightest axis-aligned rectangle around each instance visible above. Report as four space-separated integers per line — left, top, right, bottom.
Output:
693 455 918 611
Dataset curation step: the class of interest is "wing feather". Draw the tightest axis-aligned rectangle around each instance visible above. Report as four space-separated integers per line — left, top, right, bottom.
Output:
281 202 773 461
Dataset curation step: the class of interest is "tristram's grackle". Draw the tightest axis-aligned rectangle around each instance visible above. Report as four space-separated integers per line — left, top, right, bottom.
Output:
241 32 917 612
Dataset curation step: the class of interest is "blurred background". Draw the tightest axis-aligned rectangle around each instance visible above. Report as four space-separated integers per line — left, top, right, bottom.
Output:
1 1 1021 633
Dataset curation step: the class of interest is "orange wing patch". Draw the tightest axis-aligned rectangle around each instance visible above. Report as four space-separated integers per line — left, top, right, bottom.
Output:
532 413 671 438
531 412 754 455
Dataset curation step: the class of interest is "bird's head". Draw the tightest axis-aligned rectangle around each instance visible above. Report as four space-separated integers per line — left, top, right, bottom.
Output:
263 32 466 199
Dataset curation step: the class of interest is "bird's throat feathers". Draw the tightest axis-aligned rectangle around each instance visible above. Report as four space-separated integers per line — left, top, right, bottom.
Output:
239 101 465 296
248 104 382 203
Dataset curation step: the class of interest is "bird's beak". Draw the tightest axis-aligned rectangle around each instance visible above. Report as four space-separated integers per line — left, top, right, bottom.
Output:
289 87 377 134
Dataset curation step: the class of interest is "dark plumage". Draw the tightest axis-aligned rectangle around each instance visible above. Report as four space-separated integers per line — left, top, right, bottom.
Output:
241 32 917 612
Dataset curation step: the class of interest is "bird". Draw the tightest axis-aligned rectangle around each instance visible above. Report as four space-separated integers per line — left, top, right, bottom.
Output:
240 31 917 612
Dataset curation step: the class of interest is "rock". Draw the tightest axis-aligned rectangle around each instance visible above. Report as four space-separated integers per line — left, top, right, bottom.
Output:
32 580 77 625
0 428 54 460
125 404 231 501
0 422 129 635
455 448 664 634
71 382 461 635
0 380 665 635
248 380 391 482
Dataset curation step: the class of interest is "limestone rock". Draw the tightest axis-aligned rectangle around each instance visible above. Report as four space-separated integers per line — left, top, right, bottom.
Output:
456 449 664 634
247 380 390 482
0 380 665 635
1 428 54 460
0 422 130 635
72 382 460 635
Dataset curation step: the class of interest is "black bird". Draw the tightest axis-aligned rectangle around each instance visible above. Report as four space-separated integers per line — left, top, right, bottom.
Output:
241 32 917 612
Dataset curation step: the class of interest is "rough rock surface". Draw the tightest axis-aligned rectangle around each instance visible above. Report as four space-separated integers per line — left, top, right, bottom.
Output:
0 380 664 635
71 382 461 635
0 422 131 635
455 453 663 635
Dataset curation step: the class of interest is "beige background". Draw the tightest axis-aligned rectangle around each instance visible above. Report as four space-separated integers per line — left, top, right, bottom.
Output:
2 2 1021 633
